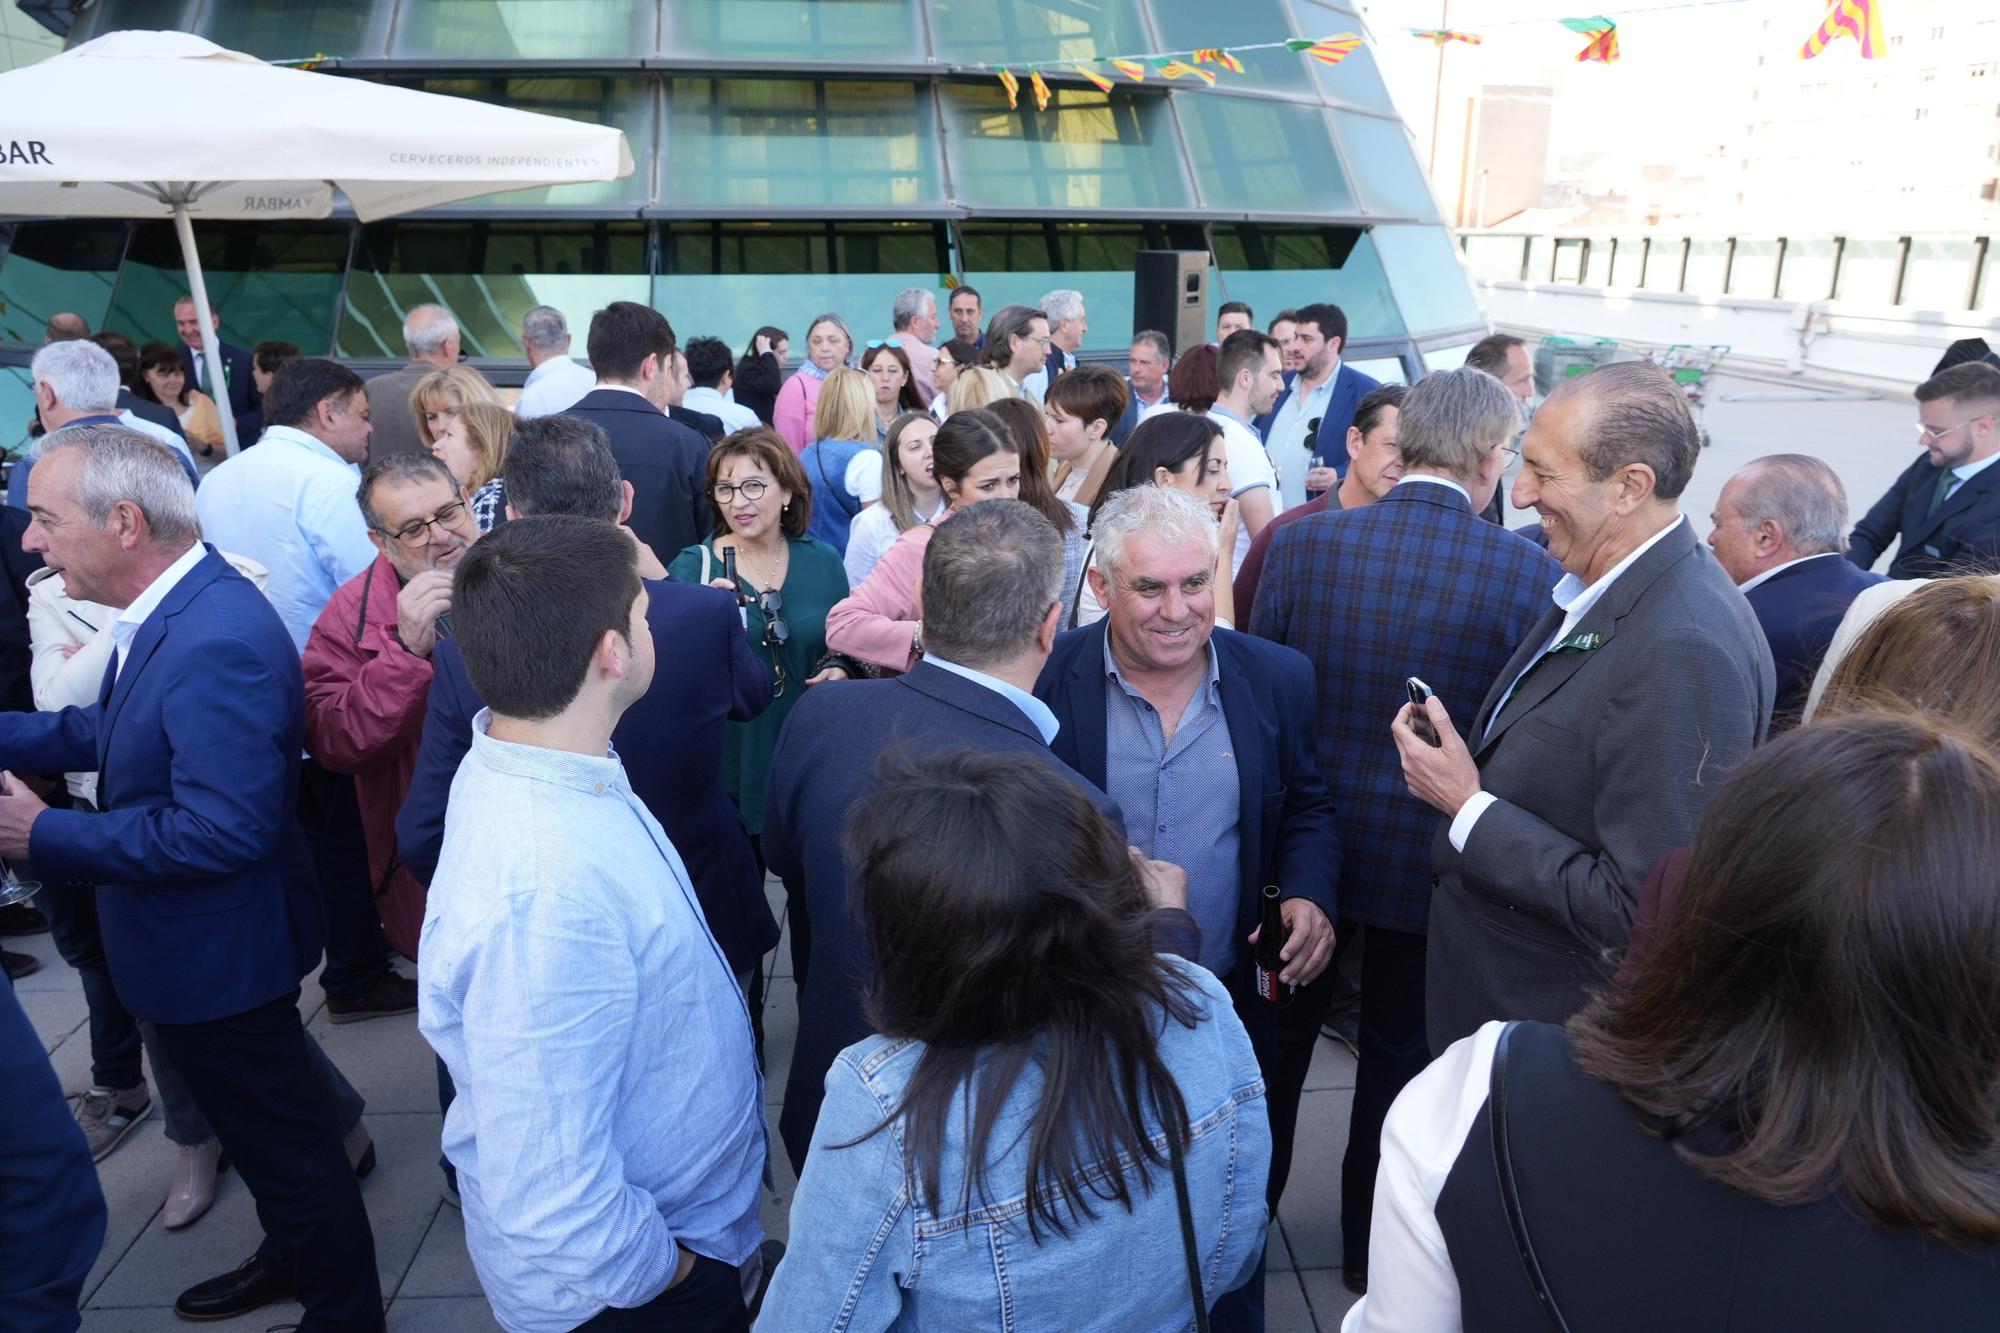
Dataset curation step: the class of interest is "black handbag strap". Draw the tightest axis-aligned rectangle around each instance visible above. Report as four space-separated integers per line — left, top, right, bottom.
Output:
1167 1120 1211 1333
1490 1022 1571 1333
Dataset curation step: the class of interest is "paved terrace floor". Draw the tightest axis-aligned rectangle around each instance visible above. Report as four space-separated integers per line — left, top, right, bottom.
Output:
19 371 1922 1331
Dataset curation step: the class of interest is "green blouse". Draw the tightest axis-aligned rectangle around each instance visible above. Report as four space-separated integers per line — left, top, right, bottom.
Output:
667 534 849 834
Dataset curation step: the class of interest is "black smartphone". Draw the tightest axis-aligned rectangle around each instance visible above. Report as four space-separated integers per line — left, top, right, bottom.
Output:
1407 677 1442 747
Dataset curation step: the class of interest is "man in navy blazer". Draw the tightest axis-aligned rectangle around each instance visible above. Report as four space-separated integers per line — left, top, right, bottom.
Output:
1258 301 1381 492
564 302 713 561
1710 454 1887 727
175 295 258 419
763 501 1123 1175
1036 485 1338 1206
1253 367 1560 1293
397 415 774 979
1848 361 2000 579
0 424 380 1328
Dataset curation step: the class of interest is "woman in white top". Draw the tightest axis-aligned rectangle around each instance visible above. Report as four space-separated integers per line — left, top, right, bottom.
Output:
844 412 943 587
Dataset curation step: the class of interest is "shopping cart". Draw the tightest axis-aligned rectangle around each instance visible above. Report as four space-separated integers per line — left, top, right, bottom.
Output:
1533 335 1622 397
1647 343 1730 448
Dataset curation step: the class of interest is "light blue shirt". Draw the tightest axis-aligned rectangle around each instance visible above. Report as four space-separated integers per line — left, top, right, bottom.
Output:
193 425 375 653
419 713 766 1333
1102 638 1243 978
1265 369 1337 504
921 652 1059 743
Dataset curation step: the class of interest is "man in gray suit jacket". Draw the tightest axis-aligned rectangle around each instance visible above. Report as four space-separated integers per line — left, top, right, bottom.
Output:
1393 361 1774 1052
362 303 461 467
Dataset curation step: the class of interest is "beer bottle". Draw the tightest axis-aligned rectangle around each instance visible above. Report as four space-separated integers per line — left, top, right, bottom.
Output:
1255 885 1293 1006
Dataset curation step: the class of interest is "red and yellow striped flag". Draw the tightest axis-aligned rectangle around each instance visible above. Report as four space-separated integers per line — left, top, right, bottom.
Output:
1110 58 1147 82
996 67 1019 108
1029 69 1051 111
1288 34 1363 66
1799 0 1886 59
1574 26 1618 62
1413 29 1482 46
1192 48 1246 73
1158 60 1218 86
1076 64 1115 92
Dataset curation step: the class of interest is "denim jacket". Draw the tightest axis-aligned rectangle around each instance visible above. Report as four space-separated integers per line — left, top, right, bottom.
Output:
757 962 1269 1331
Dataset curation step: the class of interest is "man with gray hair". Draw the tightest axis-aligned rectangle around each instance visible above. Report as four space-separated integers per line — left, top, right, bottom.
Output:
1254 365 1559 1292
1395 361 1773 1052
10 339 198 511
884 287 942 403
1038 484 1337 1249
1024 287 1086 402
0 422 382 1327
363 301 463 465
764 499 1125 1174
1708 453 1885 726
514 303 595 419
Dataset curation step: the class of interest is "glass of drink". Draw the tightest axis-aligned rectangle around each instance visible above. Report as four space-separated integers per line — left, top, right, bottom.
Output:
0 857 42 908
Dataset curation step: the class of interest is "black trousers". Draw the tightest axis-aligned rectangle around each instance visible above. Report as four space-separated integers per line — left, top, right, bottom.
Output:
150 989 382 1331
1338 923 1430 1272
296 759 391 997
1262 922 1364 1211
571 1254 747 1332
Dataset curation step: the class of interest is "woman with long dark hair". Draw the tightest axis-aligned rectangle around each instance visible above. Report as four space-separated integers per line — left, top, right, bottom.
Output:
734 325 788 424
984 395 1089 616
1069 413 1238 629
1351 712 2000 1331
760 748 1271 1330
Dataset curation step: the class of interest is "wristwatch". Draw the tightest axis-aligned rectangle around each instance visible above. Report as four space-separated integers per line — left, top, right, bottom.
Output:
910 625 923 661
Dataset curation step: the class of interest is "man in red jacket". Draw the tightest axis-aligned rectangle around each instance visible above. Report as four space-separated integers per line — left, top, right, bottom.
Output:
302 453 476 963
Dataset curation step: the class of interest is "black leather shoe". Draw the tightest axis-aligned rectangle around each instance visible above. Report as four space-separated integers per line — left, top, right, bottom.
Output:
326 973 418 1025
173 1253 294 1321
1342 1265 1368 1296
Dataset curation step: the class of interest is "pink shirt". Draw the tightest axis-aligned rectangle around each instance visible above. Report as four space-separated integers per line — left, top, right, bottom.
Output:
824 519 935 672
773 371 822 453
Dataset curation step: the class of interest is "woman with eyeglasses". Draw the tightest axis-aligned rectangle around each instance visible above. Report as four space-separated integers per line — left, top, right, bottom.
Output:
930 339 979 419
861 341 926 443
774 313 855 453
668 427 857 861
843 412 942 588
824 409 1021 675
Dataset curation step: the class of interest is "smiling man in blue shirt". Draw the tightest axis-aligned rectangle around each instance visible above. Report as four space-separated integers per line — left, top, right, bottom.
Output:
420 515 765 1333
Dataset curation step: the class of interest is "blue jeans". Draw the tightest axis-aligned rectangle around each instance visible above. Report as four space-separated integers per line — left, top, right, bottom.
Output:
36 873 142 1091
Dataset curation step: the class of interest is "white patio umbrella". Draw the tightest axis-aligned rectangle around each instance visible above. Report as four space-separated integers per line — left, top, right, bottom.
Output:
0 29 635 453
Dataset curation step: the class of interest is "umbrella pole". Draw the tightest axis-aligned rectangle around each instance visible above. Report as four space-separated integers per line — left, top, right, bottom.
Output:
171 203 240 457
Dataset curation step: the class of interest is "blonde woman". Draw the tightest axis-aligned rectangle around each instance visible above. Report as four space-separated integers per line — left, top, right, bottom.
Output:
843 412 942 586
800 367 877 551
429 398 516 531
945 365 1012 416
410 363 503 452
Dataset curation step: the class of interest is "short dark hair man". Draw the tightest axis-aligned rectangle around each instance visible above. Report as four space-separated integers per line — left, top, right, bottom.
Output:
948 284 984 348
564 301 714 560
173 293 257 419
1258 301 1382 497
681 335 760 433
1216 300 1255 341
422 516 768 1332
234 339 300 443
1394 361 1774 1050
1211 329 1287 571
1464 333 1534 403
1848 361 2000 579
1112 329 1173 445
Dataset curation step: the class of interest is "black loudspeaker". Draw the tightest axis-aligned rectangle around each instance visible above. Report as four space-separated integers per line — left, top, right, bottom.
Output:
1133 250 1209 357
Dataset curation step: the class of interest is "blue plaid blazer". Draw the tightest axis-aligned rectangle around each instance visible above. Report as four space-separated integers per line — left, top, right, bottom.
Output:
1249 480 1560 933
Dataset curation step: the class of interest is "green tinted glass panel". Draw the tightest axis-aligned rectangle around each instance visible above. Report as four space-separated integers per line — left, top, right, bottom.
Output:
666 0 923 60
665 80 941 209
1293 16 1395 110
338 221 648 358
1149 0 1313 98
961 220 1208 349
941 83 1193 212
0 221 126 345
1209 224 1403 338
658 221 950 352
1371 224 1483 333
386 78 653 208
198 0 388 60
1177 95 1357 216
392 0 655 59
107 222 348 355
1333 111 1438 220
928 0 1148 65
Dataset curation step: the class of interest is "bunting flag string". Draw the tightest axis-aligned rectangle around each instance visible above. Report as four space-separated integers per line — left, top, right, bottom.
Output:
1029 69 1052 110
1285 35 1364 66
1561 16 1621 62
1193 48 1247 73
997 65 1019 109
1799 0 1885 59
1412 29 1483 46
1157 59 1219 86
1074 64 1115 92
1109 58 1148 82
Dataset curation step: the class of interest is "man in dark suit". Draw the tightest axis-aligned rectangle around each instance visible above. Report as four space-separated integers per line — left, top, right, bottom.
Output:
1109 329 1173 446
764 500 1119 1174
0 424 381 1328
233 339 300 445
173 294 258 419
1259 301 1381 494
1395 362 1773 1053
665 348 727 443
1709 454 1887 727
361 303 462 466
1848 361 2000 579
1254 366 1561 1294
564 301 713 561
397 414 774 979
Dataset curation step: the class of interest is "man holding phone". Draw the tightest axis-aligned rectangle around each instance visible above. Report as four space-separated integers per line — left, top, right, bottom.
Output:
1251 366 1558 1295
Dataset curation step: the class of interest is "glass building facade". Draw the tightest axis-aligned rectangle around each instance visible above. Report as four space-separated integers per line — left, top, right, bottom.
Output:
0 0 1485 423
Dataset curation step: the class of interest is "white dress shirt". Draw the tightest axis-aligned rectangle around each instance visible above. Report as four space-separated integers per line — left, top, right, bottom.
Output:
1208 406 1283 574
1735 548 1844 594
682 385 759 434
110 539 208 674
513 355 597 419
1395 474 1472 504
1450 515 1687 850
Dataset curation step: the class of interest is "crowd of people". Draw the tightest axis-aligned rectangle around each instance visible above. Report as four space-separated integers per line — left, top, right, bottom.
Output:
3 283 1999 1333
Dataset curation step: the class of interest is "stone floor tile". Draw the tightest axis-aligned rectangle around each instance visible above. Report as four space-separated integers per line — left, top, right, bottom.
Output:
388 1294 505 1330
396 1203 483 1299
1299 1266 1362 1331
1266 1266 1320 1332
1303 1028 1358 1092
1274 1087 1355 1272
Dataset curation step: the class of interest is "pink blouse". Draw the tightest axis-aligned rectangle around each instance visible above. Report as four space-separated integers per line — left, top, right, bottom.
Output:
773 372 821 453
824 519 935 672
